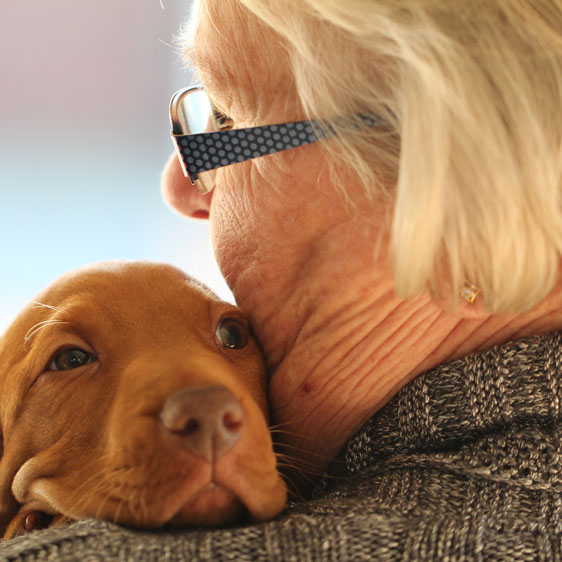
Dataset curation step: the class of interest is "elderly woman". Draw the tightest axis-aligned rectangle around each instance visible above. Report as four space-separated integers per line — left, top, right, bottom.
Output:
3 0 562 560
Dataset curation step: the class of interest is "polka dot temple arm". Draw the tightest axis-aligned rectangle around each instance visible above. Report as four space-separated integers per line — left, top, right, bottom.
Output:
171 114 381 181
172 120 325 181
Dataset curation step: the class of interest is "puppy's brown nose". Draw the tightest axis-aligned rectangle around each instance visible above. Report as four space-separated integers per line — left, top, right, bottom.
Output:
160 386 244 460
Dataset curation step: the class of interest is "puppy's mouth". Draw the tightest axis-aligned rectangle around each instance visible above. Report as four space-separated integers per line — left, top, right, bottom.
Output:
168 481 247 527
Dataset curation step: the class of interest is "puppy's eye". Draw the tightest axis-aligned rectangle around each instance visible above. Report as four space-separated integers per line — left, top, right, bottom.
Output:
48 348 95 371
216 318 248 349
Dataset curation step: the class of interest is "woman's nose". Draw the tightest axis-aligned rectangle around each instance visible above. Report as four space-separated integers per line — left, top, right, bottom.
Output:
161 152 213 220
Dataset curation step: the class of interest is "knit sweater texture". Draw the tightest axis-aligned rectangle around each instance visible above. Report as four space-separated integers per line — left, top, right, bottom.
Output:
1 332 561 561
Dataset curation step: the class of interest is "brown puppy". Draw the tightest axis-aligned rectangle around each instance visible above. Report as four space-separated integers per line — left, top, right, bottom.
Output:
0 261 287 539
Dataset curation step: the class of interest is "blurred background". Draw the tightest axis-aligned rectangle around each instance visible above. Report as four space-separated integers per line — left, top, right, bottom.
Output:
0 0 232 333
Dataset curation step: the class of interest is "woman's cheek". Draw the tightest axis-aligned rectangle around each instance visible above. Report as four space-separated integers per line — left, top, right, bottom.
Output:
209 165 259 280
208 148 329 294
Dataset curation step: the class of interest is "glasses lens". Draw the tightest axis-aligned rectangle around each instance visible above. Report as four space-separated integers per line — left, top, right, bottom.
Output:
178 89 216 135
171 88 218 193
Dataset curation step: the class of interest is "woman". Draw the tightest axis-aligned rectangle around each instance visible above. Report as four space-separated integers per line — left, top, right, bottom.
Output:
164 0 562 475
3 0 562 559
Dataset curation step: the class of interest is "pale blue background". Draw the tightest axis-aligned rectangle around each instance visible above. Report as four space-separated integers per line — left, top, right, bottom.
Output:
0 0 232 334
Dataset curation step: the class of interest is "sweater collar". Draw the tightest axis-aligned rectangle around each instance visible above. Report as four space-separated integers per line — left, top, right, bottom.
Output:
338 331 562 475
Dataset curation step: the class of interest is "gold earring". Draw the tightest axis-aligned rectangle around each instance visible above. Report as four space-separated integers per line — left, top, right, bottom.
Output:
459 281 481 304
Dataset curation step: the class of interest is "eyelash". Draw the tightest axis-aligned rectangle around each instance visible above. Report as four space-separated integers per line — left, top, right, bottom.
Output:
213 108 234 131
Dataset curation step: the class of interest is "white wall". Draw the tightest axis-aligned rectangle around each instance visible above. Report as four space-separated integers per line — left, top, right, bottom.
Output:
0 0 232 333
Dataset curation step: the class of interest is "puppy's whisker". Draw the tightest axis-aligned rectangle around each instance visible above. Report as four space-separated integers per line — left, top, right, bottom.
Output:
275 442 336 462
269 428 310 439
92 482 117 521
143 487 151 527
267 421 296 431
29 302 68 315
274 451 319 466
276 466 315 490
275 459 317 476
276 472 306 501
24 320 63 340
68 471 103 507
275 455 324 478
74 480 104 513
23 320 69 350
113 492 124 525
138 486 149 527
66 452 116 507
73 465 123 518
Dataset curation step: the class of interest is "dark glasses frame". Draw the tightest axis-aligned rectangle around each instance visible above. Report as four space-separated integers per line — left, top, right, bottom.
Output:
169 86 380 194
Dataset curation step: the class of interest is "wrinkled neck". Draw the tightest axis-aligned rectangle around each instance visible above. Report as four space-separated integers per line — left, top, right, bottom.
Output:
240 250 562 479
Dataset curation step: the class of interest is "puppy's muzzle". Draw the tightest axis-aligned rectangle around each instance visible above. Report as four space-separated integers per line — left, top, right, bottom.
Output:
160 386 244 461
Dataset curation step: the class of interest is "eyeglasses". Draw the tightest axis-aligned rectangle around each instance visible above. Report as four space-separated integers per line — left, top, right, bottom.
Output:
169 86 381 194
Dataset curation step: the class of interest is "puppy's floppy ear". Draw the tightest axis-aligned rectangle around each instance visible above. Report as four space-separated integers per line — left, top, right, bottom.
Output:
0 339 21 535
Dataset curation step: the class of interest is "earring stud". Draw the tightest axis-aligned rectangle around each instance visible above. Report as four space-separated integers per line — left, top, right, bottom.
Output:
459 281 481 304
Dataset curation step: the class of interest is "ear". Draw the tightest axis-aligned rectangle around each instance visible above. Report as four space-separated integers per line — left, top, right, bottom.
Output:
449 293 490 319
431 274 491 320
0 468 20 538
0 342 20 535
0 440 17 534
0 301 60 535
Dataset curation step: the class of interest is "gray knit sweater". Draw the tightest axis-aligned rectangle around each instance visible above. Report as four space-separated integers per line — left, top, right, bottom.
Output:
1 332 562 561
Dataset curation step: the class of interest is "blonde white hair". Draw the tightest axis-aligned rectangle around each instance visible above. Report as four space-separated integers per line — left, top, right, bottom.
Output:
204 0 562 313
